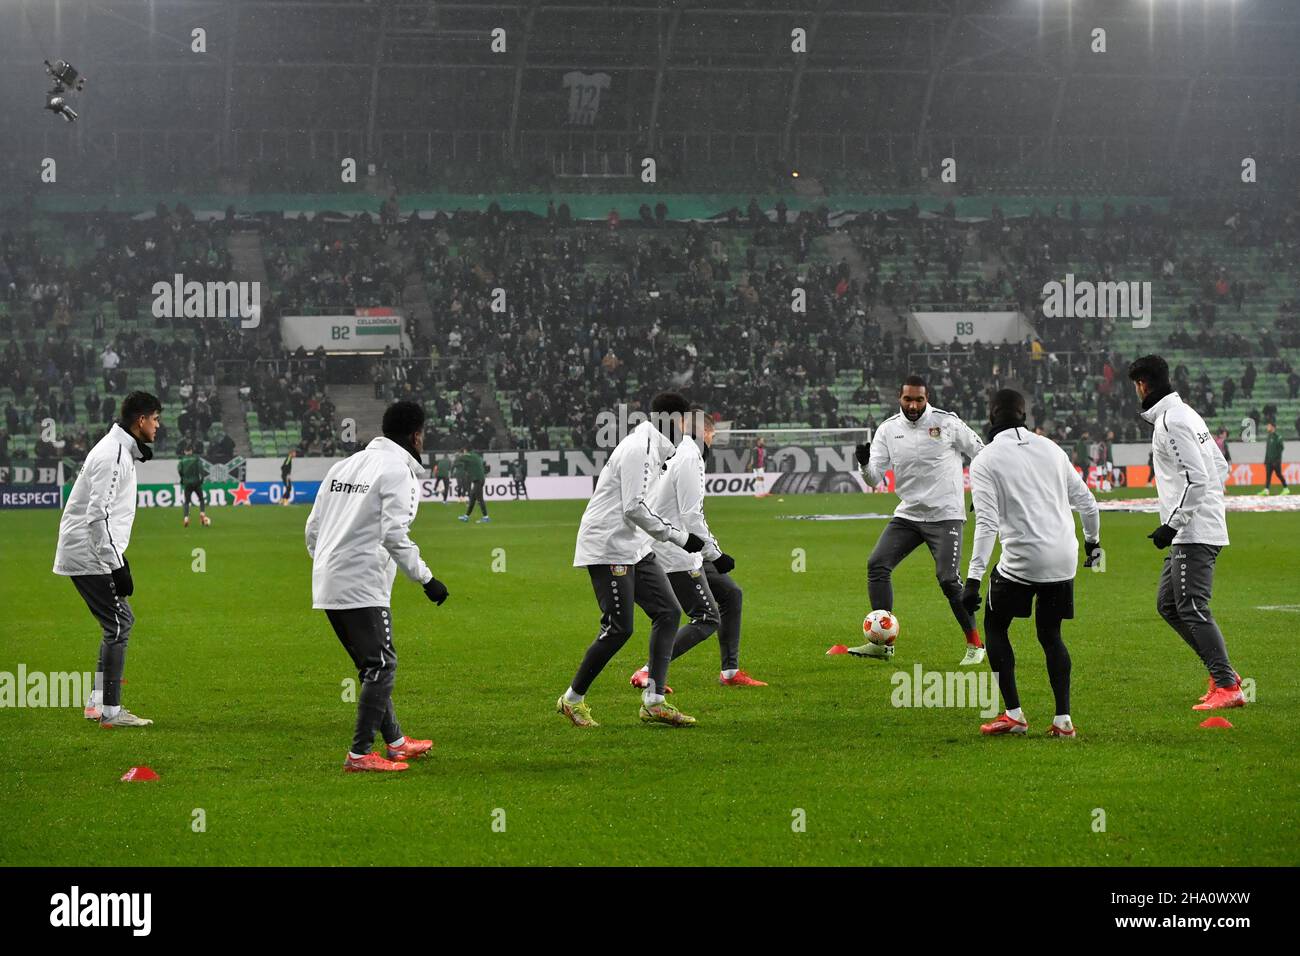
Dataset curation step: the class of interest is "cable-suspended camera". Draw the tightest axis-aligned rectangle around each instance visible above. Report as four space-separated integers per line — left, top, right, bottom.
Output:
44 59 85 122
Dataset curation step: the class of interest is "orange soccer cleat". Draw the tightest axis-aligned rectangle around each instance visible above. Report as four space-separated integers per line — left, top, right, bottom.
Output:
1192 685 1245 712
385 737 433 761
980 713 1028 736
629 666 672 694
343 753 409 773
719 670 768 687
1198 672 1242 704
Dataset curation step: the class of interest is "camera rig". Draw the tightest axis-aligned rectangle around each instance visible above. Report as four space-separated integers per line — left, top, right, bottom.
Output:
44 59 85 122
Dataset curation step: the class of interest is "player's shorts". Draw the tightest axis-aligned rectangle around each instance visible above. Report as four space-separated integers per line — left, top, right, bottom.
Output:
986 566 1074 621
324 606 396 681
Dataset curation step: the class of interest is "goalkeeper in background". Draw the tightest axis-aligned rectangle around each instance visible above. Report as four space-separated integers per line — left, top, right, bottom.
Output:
750 436 768 497
178 444 210 527
456 446 489 523
280 448 296 505
1259 422 1288 495
433 453 452 502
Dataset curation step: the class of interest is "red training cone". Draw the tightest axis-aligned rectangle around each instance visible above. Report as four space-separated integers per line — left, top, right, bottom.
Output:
1199 717 1234 729
120 766 159 782
826 644 849 655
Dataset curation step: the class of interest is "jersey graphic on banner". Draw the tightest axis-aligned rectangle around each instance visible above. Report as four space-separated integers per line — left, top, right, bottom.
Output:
563 71 611 125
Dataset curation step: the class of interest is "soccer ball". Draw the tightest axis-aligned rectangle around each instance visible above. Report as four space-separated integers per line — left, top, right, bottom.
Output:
863 610 899 646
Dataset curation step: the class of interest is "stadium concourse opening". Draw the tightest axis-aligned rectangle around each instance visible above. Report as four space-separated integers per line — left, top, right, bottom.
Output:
0 0 1295 922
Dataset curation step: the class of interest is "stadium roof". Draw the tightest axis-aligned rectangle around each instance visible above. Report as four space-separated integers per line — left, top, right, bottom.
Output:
2 0 1296 193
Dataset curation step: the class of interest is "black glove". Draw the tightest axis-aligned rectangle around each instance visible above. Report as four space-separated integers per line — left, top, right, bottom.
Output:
854 442 871 466
1148 524 1177 550
1084 540 1102 568
960 577 981 614
712 552 736 575
111 559 134 597
682 533 706 553
423 576 449 606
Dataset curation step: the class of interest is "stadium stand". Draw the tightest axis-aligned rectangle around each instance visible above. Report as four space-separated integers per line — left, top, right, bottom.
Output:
3 189 1299 476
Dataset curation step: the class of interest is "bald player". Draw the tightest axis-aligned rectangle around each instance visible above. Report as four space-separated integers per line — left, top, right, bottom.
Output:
851 375 986 665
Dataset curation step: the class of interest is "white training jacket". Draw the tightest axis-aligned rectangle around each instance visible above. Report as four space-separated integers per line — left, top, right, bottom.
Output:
651 435 724 573
305 436 433 609
862 404 984 523
1139 391 1229 546
573 420 691 566
967 426 1101 584
53 423 143 577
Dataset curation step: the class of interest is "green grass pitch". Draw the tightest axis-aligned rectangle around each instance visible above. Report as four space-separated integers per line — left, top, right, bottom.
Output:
1 491 1296 866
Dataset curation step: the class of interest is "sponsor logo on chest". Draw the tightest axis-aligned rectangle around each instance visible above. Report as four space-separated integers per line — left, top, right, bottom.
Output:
330 479 372 494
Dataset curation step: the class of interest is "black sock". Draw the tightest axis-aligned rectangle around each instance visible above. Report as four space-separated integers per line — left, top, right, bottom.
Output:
352 666 395 754
380 699 402 746
100 639 127 707
571 628 632 695
984 608 1018 711
1035 614 1071 716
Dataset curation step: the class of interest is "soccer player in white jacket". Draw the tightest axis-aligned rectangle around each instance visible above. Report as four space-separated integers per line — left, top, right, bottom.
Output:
558 392 708 729
54 391 161 727
305 401 450 772
628 410 767 690
852 375 987 665
1128 355 1245 711
961 389 1101 738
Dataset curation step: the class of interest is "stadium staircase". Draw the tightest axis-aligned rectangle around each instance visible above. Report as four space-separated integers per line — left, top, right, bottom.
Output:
871 302 908 338
821 232 868 281
393 248 435 339
821 231 904 340
822 231 900 337
470 381 510 449
227 232 270 315
373 235 435 339
219 385 252 458
226 230 282 367
329 384 389 444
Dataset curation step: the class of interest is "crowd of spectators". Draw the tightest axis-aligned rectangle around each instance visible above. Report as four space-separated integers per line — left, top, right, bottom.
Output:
400 191 1300 454
3 187 1300 478
0 204 261 466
